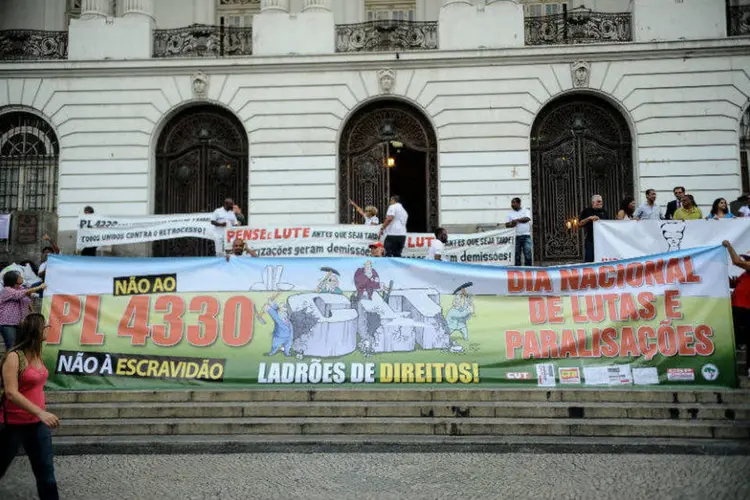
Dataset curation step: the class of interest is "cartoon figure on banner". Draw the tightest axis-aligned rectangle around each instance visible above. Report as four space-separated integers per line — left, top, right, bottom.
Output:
262 294 294 357
446 282 475 341
661 221 686 251
317 267 343 294
250 265 294 291
354 260 382 299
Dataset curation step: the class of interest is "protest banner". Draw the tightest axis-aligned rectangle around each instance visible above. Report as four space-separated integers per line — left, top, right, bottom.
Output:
42 246 736 390
225 225 516 265
595 219 750 276
76 213 213 250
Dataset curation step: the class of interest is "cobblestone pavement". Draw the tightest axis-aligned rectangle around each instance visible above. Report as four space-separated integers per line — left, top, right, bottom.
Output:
1 452 749 500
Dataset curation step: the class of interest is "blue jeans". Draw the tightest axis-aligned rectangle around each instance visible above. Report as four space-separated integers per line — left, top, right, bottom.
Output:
0 325 17 350
0 422 59 500
515 235 532 266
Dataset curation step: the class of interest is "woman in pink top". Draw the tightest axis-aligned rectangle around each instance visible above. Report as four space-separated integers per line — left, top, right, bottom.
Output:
0 313 60 499
0 271 46 350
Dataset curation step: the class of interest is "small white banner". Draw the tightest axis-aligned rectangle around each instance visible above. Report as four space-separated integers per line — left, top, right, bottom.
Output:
225 225 516 265
76 213 213 250
595 219 750 276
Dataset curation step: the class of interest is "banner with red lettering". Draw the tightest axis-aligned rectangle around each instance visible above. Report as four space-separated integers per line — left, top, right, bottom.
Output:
41 245 735 389
225 225 516 265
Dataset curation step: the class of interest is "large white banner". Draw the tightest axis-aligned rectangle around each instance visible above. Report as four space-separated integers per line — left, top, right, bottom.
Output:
595 219 750 276
225 225 516 265
77 213 213 250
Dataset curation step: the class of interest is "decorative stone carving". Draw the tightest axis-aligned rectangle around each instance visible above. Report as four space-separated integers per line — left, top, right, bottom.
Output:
377 69 396 94
571 60 591 88
192 71 209 98
260 0 289 12
303 0 330 12
80 0 112 19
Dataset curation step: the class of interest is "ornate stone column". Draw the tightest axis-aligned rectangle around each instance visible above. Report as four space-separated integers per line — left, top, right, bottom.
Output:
261 0 290 13
80 0 113 19
303 0 331 12
122 0 155 20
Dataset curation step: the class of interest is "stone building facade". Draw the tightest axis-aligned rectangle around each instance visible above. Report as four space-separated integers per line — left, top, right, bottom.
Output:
0 0 749 264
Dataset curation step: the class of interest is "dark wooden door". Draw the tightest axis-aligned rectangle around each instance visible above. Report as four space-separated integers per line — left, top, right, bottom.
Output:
339 101 438 232
531 95 633 265
155 105 248 257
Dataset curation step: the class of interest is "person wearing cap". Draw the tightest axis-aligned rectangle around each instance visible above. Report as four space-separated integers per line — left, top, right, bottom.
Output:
723 240 750 378
369 241 384 257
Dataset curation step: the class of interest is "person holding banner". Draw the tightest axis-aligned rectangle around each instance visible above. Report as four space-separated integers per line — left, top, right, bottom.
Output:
673 194 703 221
616 197 638 221
578 195 609 263
723 240 750 377
349 200 379 226
211 199 240 256
428 228 448 261
634 189 662 221
80 206 97 257
665 186 685 220
379 195 409 258
706 198 735 220
0 273 46 350
369 241 385 257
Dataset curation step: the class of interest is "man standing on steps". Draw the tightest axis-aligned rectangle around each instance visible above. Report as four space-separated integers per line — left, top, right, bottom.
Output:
80 206 97 256
210 198 239 257
634 189 663 220
505 198 532 266
665 186 685 220
378 195 408 257
578 194 609 263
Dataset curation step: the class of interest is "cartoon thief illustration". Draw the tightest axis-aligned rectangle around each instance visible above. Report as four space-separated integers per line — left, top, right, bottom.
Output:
263 296 294 357
446 282 475 340
354 260 381 299
660 221 686 251
317 267 343 294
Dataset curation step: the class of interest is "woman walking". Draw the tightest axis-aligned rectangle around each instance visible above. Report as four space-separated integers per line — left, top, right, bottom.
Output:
0 313 60 499
707 198 735 220
0 271 46 350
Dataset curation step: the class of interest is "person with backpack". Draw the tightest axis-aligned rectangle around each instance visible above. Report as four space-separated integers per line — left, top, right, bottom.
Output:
0 271 46 350
0 313 60 499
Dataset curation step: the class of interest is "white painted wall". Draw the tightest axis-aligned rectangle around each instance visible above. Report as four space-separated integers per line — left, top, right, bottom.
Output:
634 0 726 42
440 1 525 50
1 40 747 249
253 10 336 56
68 17 153 60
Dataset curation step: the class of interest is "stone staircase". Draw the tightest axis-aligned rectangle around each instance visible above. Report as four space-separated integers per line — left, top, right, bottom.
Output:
47 385 750 455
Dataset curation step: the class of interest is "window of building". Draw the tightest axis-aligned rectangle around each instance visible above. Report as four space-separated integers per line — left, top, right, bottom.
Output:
523 2 568 17
217 0 261 28
0 112 59 213
366 0 416 22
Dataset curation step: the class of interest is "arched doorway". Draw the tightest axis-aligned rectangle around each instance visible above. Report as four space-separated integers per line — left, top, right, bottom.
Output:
530 94 633 265
155 104 248 257
0 110 59 262
339 100 438 232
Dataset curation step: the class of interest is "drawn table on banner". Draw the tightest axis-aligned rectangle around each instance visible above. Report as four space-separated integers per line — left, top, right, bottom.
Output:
595 219 750 277
41 246 736 390
224 226 516 264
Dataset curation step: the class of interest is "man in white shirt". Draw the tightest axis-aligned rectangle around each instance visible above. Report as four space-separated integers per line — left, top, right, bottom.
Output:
211 198 239 256
505 197 532 266
634 189 663 220
378 195 409 257
428 227 447 261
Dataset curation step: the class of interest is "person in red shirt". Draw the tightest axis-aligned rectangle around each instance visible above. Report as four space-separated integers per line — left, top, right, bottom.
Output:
723 241 750 379
0 313 60 499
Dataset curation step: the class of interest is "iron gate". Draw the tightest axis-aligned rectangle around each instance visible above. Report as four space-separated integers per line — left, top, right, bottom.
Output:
531 95 633 265
155 105 248 257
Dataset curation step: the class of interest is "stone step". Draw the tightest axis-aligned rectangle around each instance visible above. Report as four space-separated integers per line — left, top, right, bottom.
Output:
51 416 750 439
46 400 750 421
49 434 750 456
45 388 750 405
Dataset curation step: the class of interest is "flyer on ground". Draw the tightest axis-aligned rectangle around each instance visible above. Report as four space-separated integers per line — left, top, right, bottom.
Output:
42 245 736 390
